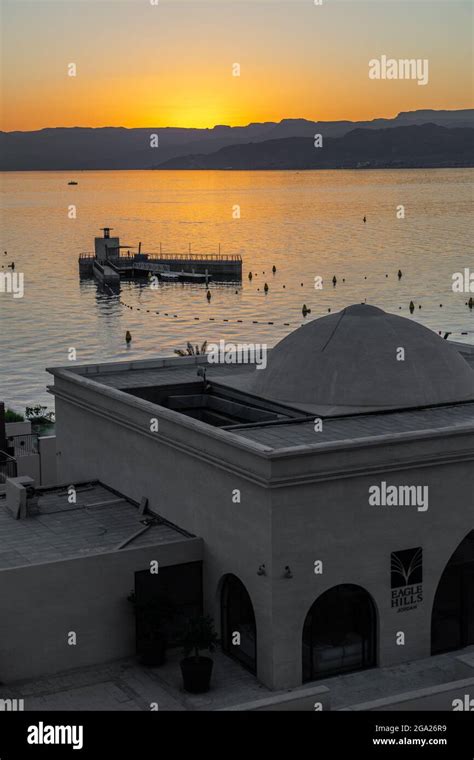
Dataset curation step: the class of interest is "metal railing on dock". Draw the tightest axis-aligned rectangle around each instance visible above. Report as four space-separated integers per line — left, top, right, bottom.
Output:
144 252 242 262
79 251 241 262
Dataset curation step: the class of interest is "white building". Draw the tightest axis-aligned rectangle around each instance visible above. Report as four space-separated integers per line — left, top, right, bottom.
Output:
2 304 474 692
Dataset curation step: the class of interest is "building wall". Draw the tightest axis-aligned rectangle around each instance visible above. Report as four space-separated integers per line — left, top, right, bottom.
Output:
53 387 275 686
0 539 202 683
269 451 474 689
38 435 57 486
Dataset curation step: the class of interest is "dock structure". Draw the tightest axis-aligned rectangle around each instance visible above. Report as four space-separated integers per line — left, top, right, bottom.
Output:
79 228 242 283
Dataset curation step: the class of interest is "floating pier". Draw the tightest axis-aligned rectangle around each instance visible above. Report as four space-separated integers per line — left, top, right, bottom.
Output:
79 228 242 283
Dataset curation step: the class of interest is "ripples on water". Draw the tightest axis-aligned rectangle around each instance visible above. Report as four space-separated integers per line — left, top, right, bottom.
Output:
0 169 472 410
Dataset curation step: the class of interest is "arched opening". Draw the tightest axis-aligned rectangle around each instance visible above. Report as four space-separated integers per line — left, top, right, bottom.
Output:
221 574 256 674
431 530 474 655
302 584 376 681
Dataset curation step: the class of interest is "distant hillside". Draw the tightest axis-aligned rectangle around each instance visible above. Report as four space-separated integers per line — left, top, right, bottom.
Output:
1 110 472 170
154 125 474 171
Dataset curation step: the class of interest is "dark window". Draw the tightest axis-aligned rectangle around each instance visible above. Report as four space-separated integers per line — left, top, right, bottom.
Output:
302 584 376 681
221 574 257 674
431 531 474 655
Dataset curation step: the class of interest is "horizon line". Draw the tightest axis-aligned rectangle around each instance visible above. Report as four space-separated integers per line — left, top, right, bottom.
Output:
3 107 473 135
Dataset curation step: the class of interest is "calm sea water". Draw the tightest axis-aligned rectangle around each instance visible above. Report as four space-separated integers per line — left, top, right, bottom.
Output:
1 169 473 413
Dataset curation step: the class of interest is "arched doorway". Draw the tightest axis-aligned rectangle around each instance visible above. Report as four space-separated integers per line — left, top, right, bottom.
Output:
431 530 474 655
302 584 376 681
221 574 256 674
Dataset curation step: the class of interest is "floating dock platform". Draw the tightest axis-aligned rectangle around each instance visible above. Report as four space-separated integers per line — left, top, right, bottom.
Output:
79 228 242 283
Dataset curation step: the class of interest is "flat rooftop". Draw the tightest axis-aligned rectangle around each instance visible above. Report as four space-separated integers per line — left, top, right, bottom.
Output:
48 340 474 454
0 481 194 570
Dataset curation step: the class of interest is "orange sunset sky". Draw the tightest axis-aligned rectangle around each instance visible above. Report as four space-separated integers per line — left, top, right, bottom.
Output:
1 0 473 132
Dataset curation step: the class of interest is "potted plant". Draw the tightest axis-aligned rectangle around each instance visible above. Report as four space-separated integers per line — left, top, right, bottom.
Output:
128 591 172 667
180 615 218 693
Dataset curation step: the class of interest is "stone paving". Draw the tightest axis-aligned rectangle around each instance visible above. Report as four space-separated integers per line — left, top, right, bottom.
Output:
2 646 474 711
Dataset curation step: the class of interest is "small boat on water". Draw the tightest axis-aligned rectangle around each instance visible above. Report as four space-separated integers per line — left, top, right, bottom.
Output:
68 181 78 185
180 272 212 283
159 271 212 284
159 272 181 282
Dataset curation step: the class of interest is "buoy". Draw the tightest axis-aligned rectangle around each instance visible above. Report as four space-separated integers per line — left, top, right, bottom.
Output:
332 276 337 286
264 283 269 293
328 308 331 312
301 283 303 287
302 304 311 316
409 301 415 313
206 290 211 301
419 305 421 309
469 297 473 308
385 274 388 278
342 278 345 282
283 285 286 288
440 304 443 307
398 269 402 279
363 216 366 223
248 272 253 280
272 265 276 273
125 331 132 343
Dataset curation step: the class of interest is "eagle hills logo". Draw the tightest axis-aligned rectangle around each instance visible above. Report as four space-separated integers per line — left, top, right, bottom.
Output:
391 547 423 612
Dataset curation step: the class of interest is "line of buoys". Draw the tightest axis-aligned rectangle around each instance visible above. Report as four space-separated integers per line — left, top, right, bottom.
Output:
118 298 470 335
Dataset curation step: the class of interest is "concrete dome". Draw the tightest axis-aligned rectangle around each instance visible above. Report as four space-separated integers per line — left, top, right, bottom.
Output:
251 304 474 411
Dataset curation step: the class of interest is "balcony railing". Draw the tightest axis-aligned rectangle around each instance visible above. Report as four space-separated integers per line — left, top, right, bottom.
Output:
0 452 17 483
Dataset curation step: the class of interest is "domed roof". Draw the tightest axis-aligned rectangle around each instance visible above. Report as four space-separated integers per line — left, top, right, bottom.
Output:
251 304 474 412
